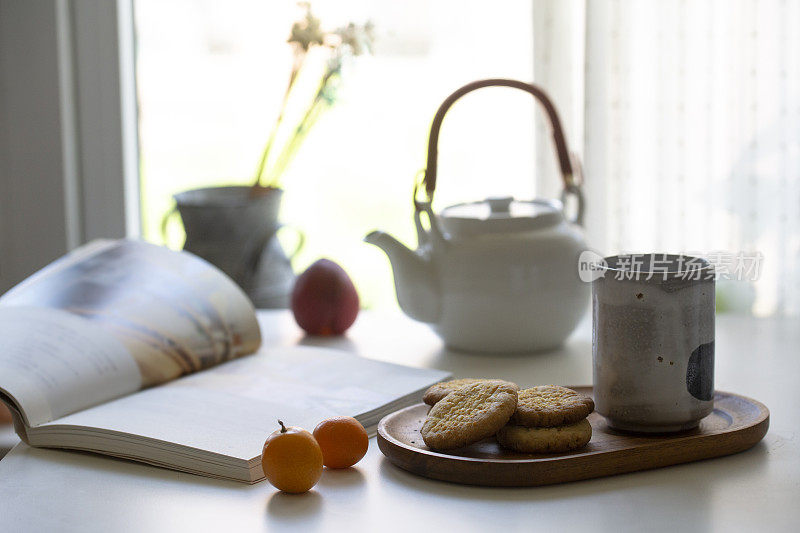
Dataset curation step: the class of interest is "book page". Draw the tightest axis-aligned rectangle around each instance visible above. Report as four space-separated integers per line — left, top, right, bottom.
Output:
0 240 261 387
42 346 449 460
0 307 141 427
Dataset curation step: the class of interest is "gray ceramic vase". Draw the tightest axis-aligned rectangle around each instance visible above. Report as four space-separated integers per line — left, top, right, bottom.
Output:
169 186 299 309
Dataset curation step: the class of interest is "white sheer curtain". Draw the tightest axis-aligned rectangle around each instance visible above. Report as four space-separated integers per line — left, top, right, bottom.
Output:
534 0 800 316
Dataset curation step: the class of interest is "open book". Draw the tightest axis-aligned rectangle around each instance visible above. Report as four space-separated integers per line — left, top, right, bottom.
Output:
0 240 448 482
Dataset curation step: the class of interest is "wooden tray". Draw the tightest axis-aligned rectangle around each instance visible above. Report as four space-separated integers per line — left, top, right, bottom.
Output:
377 387 769 487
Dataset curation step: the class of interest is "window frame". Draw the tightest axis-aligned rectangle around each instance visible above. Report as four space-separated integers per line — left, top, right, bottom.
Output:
0 0 139 291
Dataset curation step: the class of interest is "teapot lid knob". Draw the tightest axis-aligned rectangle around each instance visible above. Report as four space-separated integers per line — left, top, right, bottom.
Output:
487 196 513 214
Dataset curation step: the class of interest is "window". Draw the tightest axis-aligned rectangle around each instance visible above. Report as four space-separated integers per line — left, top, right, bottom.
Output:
134 0 799 315
135 0 538 309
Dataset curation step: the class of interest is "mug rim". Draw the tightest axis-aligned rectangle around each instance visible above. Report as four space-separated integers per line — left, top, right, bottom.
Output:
598 253 713 275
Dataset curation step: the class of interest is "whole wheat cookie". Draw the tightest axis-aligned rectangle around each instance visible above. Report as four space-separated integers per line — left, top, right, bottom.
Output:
421 380 518 451
511 385 594 427
423 378 519 406
496 419 592 453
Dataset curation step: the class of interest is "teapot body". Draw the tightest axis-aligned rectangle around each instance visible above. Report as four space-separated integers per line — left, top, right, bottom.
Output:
365 78 590 353
430 215 588 352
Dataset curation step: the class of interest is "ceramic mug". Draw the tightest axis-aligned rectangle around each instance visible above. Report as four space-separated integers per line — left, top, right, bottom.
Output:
592 254 715 432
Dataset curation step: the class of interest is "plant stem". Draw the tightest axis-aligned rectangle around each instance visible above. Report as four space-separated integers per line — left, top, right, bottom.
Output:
264 91 330 185
252 51 308 188
261 68 338 186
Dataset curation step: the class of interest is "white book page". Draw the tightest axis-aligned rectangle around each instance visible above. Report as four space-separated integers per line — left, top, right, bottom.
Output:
43 346 448 460
0 307 141 427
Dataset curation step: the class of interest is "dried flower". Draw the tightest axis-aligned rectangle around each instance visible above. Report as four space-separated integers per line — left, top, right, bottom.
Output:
287 3 324 51
334 21 375 56
252 3 374 189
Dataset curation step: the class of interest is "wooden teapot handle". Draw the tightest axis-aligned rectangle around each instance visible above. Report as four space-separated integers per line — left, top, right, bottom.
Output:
418 78 583 224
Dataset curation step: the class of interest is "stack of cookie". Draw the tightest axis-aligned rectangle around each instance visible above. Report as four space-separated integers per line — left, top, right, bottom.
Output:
420 379 594 453
497 385 594 453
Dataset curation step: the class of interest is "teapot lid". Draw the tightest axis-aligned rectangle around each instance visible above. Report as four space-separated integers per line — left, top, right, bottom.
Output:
439 196 564 236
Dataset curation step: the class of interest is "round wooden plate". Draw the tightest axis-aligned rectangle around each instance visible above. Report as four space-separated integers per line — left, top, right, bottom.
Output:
377 386 769 487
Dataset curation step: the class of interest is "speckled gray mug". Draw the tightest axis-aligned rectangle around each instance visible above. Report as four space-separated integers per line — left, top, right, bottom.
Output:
592 254 715 432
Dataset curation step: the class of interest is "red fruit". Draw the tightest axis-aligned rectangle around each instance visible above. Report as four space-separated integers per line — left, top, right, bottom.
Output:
291 259 359 335
0 404 12 424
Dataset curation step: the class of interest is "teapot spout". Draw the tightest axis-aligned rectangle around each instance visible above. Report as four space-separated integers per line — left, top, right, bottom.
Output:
364 231 440 323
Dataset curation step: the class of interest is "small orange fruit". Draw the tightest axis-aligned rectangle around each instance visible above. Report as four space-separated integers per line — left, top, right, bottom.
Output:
313 416 369 469
262 420 323 493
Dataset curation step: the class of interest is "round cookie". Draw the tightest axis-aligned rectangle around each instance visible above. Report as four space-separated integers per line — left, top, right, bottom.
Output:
511 385 594 427
421 380 518 451
423 378 519 406
496 419 592 453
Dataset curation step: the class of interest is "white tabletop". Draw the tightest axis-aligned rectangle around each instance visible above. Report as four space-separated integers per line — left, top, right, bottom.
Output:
1 310 798 532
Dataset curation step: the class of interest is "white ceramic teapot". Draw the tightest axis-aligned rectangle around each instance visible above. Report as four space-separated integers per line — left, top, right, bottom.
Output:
365 79 588 353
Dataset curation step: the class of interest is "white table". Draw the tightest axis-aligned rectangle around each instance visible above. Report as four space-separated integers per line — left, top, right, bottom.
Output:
1 310 798 532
